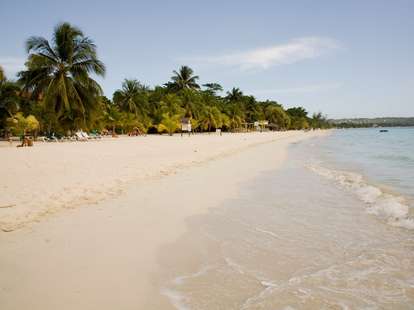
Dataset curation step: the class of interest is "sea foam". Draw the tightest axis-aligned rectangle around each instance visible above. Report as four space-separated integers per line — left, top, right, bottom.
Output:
308 165 414 230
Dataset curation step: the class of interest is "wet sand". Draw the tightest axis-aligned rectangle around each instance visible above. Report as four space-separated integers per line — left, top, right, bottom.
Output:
157 138 414 309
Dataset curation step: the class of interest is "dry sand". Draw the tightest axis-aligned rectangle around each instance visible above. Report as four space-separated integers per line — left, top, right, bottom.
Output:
0 131 327 309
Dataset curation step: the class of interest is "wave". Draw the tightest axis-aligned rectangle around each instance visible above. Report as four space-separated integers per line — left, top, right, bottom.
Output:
161 265 213 310
160 288 189 310
308 164 414 230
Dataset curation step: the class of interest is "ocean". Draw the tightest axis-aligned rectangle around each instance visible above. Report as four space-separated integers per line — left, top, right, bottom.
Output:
308 127 414 230
160 128 414 309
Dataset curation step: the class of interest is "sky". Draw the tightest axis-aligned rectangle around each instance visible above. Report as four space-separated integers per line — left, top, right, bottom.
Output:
1 0 413 118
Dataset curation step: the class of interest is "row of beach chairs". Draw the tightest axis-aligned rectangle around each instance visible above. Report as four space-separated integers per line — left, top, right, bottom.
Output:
41 131 102 142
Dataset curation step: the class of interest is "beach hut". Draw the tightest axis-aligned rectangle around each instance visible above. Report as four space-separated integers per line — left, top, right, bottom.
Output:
253 120 269 132
181 117 192 136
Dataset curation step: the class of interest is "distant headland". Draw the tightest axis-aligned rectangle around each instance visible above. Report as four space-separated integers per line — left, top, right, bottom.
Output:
330 117 414 128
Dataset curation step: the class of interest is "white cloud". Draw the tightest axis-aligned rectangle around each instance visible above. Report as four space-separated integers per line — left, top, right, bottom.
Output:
0 57 26 78
184 37 339 70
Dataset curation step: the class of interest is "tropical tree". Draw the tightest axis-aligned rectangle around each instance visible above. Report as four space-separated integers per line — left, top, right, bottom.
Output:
157 113 180 135
310 112 330 129
265 105 291 130
0 82 19 119
225 102 244 131
178 88 202 119
158 93 184 117
6 112 39 136
0 72 21 134
165 65 200 91
113 79 149 117
286 107 309 129
103 103 122 133
243 95 260 122
199 105 221 132
286 107 307 118
0 65 4 82
119 111 144 134
2 32 333 135
17 22 105 131
220 112 230 130
226 87 243 102
203 83 223 96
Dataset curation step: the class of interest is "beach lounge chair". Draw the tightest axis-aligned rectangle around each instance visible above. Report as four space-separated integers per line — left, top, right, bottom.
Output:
89 130 102 139
81 131 97 140
43 133 59 142
75 131 88 141
67 135 77 141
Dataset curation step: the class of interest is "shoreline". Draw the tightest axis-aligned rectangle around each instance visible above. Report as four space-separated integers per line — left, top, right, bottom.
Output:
0 130 328 309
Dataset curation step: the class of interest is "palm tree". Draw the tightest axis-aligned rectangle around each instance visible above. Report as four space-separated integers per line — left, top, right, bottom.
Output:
0 65 4 82
203 83 223 95
165 65 200 91
200 105 221 132
0 81 20 118
226 87 243 102
265 105 291 130
311 112 329 129
157 113 180 136
103 103 122 133
113 79 149 116
18 22 105 130
225 102 244 131
158 93 184 116
0 69 20 132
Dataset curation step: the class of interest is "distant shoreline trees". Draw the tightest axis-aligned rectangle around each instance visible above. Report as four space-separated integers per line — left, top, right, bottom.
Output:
0 22 332 138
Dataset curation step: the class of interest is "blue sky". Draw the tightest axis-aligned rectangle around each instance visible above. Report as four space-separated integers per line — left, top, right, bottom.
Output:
1 0 413 118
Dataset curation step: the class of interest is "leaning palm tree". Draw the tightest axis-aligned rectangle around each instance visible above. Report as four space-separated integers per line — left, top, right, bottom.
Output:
18 22 105 130
165 65 200 91
113 79 149 116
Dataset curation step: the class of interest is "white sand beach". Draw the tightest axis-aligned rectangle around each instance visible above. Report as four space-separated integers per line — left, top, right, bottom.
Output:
0 131 322 232
0 131 326 309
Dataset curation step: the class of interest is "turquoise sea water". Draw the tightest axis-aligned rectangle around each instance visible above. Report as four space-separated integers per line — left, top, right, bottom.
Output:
161 130 414 309
308 128 414 229
316 128 414 197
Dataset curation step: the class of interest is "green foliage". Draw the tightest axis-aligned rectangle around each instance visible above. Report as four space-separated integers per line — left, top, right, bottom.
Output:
286 107 308 118
26 115 40 132
113 79 149 117
119 112 143 133
1 26 331 136
18 22 105 131
226 87 243 102
202 83 223 96
158 93 184 116
6 113 39 136
265 105 291 130
0 65 4 82
157 113 180 135
165 66 200 91
0 79 21 127
311 112 330 129
286 107 310 130
199 105 222 131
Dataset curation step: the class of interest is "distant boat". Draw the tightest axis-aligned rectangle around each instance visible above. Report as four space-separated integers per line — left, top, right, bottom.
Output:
379 129 388 132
